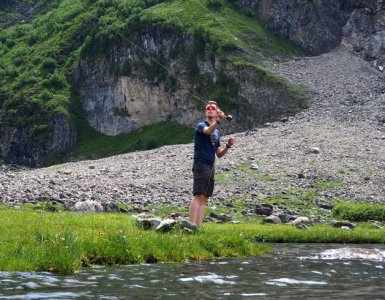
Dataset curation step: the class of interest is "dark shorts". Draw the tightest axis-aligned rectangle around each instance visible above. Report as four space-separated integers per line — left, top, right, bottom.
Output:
192 162 215 197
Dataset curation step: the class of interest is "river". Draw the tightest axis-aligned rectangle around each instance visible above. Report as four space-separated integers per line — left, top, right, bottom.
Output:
1 244 384 299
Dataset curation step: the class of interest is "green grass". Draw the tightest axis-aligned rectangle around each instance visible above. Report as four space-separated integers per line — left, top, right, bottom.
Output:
141 0 301 62
65 92 193 160
216 163 277 185
1 204 385 274
0 205 269 274
332 203 385 222
53 118 193 163
0 0 97 137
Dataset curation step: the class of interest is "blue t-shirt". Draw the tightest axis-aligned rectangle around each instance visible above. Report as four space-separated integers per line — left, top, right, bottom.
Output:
193 121 221 165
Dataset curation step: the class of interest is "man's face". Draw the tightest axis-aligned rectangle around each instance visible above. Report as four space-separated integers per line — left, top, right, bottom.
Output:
205 104 218 118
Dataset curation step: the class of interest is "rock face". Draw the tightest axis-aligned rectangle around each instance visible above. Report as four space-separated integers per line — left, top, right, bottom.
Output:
0 0 56 28
240 0 385 65
0 114 76 167
76 26 305 136
342 1 385 68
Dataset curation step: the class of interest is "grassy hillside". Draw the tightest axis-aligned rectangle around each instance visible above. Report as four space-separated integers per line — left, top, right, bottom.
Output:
0 0 303 164
141 0 300 63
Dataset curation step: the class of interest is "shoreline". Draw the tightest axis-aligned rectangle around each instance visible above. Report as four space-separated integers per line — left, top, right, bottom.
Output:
1 204 385 274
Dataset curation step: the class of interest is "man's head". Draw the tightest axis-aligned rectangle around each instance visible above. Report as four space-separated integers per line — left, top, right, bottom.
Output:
205 101 219 119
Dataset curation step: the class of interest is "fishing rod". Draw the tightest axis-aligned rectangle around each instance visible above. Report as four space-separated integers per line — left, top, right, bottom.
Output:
88 3 235 121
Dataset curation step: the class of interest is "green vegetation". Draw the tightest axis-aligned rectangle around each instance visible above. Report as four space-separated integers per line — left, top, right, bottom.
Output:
1 0 306 163
139 0 304 112
216 163 277 185
0 205 269 274
0 0 97 138
1 204 385 274
141 0 301 59
332 203 385 222
52 120 192 163
215 163 352 217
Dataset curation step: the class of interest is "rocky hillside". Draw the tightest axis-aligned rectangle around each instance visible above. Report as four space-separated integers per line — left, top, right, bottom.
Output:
239 0 385 68
0 0 384 167
1 48 384 220
0 0 304 167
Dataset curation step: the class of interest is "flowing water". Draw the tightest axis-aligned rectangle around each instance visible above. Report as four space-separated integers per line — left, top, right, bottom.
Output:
1 244 385 299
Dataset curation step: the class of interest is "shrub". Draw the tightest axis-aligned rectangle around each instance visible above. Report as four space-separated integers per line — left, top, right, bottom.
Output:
41 57 58 74
41 73 68 90
207 0 224 10
28 124 50 138
39 89 54 101
332 203 385 222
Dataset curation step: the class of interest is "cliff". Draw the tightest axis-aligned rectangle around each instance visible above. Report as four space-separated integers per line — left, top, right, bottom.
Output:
239 0 385 67
76 26 305 136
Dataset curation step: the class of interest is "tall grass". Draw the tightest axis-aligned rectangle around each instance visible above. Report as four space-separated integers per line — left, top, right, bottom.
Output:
332 203 385 222
0 206 269 274
141 0 302 62
1 205 385 274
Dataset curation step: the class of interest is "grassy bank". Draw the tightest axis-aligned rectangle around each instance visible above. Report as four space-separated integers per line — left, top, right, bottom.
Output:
1 205 385 274
0 206 269 274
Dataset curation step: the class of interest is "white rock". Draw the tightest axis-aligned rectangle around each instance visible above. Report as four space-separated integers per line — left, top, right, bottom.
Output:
74 200 104 212
311 147 320 154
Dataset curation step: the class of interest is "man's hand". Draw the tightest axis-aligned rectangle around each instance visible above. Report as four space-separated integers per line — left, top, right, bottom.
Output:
227 137 235 147
217 110 225 121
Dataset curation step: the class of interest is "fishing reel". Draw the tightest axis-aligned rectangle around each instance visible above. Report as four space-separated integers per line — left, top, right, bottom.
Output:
217 109 232 121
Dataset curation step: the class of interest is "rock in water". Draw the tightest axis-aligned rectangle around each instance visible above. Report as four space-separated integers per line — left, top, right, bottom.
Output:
309 248 385 261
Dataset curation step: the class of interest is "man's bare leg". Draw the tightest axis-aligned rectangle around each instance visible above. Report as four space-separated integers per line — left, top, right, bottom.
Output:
196 196 208 224
189 194 207 224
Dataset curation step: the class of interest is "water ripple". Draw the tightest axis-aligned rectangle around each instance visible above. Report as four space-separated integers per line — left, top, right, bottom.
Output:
265 278 328 286
0 292 89 299
179 273 237 285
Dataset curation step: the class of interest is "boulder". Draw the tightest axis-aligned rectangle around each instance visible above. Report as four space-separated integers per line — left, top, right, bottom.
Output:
209 212 232 222
74 200 104 212
102 202 121 212
155 219 177 232
254 203 273 216
136 217 162 230
330 220 356 229
290 216 311 229
176 217 198 231
264 215 282 224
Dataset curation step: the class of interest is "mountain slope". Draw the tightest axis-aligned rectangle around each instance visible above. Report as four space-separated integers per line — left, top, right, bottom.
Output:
0 0 305 166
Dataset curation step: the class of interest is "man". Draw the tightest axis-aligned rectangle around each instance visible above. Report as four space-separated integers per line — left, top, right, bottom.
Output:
189 101 236 224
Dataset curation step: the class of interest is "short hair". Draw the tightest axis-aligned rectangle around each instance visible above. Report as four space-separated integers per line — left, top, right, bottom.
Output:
206 100 219 109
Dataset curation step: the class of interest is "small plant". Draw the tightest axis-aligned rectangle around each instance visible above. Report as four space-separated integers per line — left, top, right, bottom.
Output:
332 203 385 222
207 0 224 10
112 107 131 117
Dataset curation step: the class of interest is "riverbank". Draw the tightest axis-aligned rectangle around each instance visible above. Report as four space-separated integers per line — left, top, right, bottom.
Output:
1 205 385 274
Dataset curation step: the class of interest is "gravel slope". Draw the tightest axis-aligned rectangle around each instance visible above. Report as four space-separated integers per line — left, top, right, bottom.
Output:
1 48 385 211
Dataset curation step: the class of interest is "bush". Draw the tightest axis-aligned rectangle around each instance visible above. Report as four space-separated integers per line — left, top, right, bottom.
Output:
41 73 68 90
207 0 224 10
28 124 50 138
41 57 58 74
332 203 385 222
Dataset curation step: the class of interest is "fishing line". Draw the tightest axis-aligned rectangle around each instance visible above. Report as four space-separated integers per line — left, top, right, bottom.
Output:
88 0 245 110
81 1 237 244
88 10 207 107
